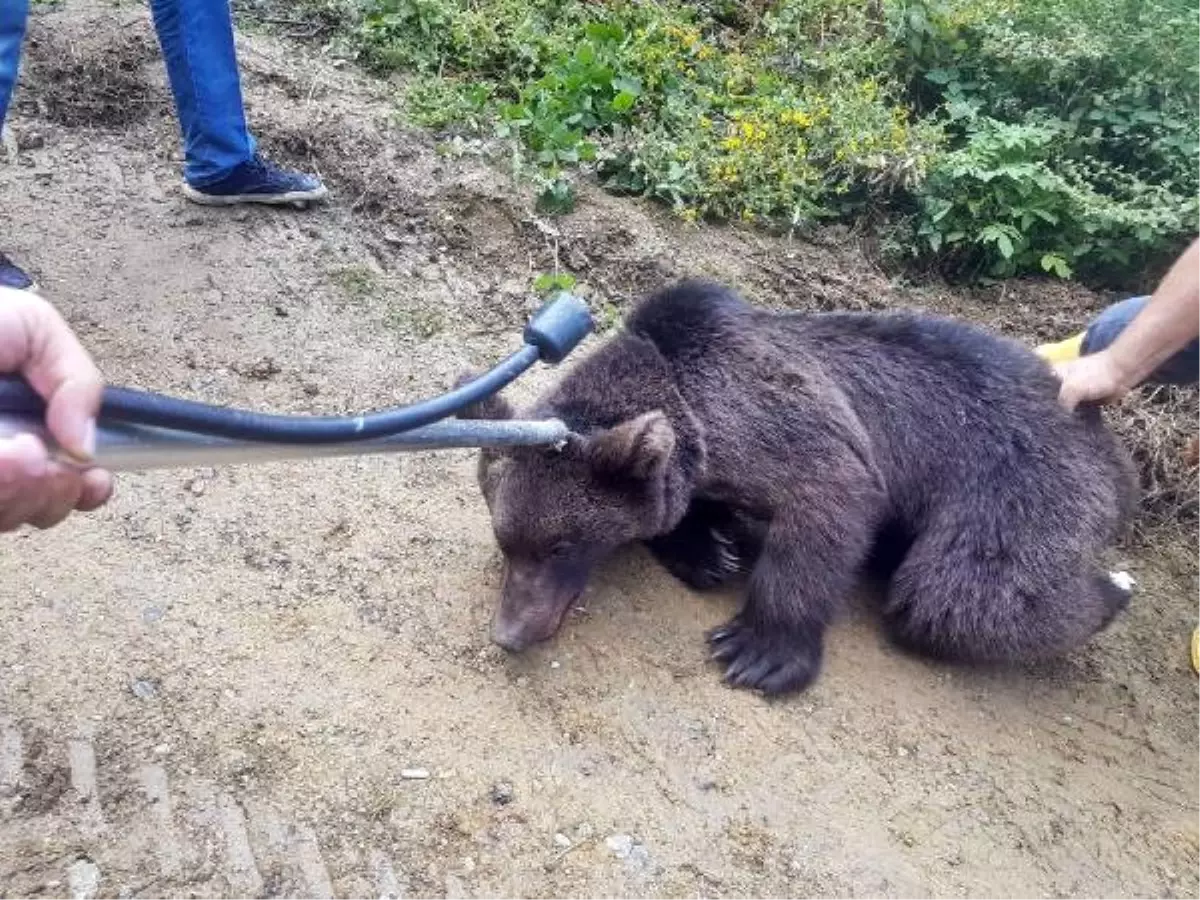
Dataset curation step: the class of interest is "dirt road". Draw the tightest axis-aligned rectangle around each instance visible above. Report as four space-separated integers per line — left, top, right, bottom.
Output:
1 3 1196 897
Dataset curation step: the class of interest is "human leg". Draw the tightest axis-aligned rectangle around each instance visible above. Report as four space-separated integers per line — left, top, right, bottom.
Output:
148 0 325 205
0 0 36 290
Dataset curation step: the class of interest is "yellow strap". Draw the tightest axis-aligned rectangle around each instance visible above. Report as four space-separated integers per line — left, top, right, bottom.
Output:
1035 332 1085 364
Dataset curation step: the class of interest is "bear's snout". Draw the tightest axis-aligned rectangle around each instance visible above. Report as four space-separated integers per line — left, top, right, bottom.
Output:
490 560 586 652
489 594 572 652
490 618 534 652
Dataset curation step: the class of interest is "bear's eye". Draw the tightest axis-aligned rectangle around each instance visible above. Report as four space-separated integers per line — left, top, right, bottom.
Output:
549 541 575 559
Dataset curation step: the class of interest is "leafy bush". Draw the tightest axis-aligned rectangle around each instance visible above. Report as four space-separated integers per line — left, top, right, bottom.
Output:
301 0 1198 286
915 116 1196 281
357 0 939 224
895 0 1198 282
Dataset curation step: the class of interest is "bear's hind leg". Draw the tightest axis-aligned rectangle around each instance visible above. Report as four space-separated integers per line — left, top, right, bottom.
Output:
882 527 1131 663
645 498 766 590
709 492 879 695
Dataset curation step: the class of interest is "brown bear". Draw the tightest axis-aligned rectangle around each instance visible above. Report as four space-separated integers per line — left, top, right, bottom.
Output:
459 280 1137 695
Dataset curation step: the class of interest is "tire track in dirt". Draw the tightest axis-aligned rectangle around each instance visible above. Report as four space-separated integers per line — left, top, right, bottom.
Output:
0 720 419 897
0 719 22 793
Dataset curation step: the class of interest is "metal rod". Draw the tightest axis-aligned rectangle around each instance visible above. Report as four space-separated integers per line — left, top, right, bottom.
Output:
0 413 568 473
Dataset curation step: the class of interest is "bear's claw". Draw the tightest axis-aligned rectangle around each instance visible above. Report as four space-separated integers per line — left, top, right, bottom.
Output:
709 527 744 577
706 616 822 695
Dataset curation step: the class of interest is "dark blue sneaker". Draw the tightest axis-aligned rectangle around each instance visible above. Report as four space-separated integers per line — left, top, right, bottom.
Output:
182 154 328 208
0 252 35 291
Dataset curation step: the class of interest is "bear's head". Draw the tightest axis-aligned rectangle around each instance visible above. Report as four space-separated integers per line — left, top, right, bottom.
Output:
459 390 698 652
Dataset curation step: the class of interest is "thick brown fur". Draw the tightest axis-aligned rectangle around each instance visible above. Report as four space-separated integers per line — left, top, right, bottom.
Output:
461 280 1138 694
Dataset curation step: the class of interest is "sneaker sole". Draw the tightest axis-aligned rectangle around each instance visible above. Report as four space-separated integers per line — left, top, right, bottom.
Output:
181 183 329 208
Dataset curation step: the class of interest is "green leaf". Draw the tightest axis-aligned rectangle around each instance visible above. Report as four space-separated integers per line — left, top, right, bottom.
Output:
536 178 576 215
584 22 623 43
611 91 638 113
533 272 577 294
612 75 643 96
1040 254 1072 278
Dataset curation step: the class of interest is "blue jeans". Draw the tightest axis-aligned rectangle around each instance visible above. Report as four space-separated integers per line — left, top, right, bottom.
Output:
0 0 27 130
1083 296 1199 386
0 0 256 186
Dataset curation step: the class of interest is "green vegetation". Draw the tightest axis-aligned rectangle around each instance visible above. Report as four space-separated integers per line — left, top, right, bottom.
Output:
531 271 578 295
290 0 1198 286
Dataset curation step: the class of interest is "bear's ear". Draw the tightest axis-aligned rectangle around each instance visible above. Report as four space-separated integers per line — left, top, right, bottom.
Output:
585 411 676 480
453 371 515 421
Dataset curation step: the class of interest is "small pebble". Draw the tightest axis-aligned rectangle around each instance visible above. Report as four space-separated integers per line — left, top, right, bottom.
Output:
605 834 655 872
153 744 170 755
553 832 571 848
489 781 514 805
401 768 430 780
66 859 100 900
549 661 561 670
605 834 634 859
130 679 158 700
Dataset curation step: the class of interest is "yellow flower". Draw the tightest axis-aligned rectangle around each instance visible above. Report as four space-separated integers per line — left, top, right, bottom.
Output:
680 207 699 223
779 109 813 128
722 136 743 151
741 208 755 222
699 115 712 129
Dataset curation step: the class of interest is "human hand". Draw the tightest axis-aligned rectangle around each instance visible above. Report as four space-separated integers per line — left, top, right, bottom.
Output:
0 287 112 530
1052 349 1134 411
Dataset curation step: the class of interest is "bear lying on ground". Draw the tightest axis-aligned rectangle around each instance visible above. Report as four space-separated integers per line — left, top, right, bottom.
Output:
459 280 1138 695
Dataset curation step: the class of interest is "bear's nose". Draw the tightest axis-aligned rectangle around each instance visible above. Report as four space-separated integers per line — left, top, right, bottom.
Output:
490 620 531 653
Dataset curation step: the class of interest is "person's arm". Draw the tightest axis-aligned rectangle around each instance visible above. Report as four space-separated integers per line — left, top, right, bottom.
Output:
0 286 112 530
1056 238 1199 409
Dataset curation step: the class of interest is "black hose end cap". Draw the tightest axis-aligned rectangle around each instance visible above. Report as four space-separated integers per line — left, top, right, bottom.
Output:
524 292 594 364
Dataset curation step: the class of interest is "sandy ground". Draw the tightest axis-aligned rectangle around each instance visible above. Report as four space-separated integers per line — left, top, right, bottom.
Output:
0 3 1196 898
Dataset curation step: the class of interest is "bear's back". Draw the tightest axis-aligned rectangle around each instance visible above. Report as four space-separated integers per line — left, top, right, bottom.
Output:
624 281 1135 534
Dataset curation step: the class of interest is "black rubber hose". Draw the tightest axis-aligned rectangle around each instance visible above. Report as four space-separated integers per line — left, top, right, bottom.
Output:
0 292 594 444
0 346 538 444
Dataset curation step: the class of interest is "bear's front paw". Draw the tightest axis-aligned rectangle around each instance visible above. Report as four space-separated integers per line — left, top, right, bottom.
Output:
706 616 822 695
647 525 746 591
682 526 746 588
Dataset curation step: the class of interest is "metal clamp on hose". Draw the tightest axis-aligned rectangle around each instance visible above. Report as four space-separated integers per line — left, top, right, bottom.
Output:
0 292 594 472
